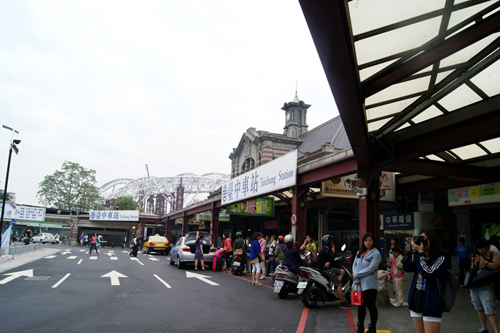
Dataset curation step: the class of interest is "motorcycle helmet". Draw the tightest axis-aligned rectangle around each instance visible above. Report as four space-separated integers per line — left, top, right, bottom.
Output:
235 232 242 238
278 235 285 243
284 234 294 244
322 235 332 247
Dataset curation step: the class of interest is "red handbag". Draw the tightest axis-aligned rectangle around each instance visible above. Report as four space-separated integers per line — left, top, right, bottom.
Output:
351 283 364 306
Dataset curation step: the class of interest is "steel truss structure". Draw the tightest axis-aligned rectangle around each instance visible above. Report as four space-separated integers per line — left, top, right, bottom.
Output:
100 173 230 213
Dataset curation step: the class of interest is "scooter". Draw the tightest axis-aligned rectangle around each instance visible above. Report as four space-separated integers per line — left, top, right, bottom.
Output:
230 253 246 275
272 259 306 299
298 247 352 308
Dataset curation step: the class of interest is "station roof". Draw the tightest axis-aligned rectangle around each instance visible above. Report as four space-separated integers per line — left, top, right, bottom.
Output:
299 0 500 193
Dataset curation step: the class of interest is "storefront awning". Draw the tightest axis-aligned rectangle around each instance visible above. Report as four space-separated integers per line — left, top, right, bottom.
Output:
13 221 62 228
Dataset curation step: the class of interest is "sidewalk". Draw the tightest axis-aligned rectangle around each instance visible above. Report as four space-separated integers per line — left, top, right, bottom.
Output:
353 273 497 333
0 245 61 273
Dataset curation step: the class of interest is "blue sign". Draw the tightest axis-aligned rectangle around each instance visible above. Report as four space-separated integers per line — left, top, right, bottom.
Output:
383 213 414 230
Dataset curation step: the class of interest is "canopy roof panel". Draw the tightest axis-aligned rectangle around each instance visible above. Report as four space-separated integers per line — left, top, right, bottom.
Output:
300 0 500 192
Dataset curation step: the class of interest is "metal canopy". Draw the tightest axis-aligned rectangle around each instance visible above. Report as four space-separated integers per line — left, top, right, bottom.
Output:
299 0 500 192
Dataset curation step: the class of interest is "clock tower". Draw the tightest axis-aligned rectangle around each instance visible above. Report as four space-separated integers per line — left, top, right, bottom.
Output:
282 90 310 138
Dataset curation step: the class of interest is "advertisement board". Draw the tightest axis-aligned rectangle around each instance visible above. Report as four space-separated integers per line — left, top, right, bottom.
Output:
221 150 297 205
321 171 395 201
228 198 274 216
448 182 500 206
1 204 46 221
89 210 139 221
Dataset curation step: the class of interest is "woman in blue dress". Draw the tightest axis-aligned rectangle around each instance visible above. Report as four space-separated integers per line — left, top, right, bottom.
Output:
194 232 205 270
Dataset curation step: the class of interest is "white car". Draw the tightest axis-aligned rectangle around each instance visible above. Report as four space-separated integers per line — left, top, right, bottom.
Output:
32 233 58 244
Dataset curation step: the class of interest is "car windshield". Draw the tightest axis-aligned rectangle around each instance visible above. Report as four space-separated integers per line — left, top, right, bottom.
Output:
149 237 166 242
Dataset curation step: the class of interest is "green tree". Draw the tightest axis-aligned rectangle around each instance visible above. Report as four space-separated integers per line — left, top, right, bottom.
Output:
110 196 140 211
37 161 104 211
0 190 13 203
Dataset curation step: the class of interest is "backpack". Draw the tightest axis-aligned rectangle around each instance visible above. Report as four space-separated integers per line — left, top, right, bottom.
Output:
437 269 458 312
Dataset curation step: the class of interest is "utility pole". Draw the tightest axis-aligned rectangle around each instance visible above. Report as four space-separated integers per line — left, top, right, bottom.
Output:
145 164 150 177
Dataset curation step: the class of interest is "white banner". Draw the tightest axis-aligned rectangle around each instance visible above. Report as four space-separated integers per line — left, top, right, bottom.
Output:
1 223 12 247
222 150 297 205
89 210 139 221
1 204 46 221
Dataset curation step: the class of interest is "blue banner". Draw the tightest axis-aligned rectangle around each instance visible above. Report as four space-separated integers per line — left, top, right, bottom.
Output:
383 213 414 230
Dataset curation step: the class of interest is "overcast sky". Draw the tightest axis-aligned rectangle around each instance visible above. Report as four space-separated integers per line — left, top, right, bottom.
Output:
0 0 339 206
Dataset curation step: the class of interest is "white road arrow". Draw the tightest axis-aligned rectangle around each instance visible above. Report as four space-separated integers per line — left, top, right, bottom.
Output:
0 269 34 285
101 270 127 286
186 271 219 286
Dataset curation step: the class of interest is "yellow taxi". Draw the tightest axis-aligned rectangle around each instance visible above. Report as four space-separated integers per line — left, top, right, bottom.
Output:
142 235 171 255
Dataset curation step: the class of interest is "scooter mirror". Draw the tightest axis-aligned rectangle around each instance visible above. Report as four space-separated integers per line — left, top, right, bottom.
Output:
341 244 347 252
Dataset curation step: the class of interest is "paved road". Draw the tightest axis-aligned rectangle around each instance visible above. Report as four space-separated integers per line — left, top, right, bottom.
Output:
0 244 353 333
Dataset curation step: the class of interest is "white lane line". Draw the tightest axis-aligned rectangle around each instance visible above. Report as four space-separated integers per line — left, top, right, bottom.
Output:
67 256 77 260
89 257 98 260
44 255 57 259
108 250 114 253
51 273 71 289
79 250 86 252
130 258 144 265
122 251 129 253
77 259 83 265
110 257 118 260
154 274 171 288
149 258 159 261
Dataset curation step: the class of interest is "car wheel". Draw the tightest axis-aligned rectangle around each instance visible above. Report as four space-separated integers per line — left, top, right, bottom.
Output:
177 257 185 269
170 256 175 265
42 241 46 244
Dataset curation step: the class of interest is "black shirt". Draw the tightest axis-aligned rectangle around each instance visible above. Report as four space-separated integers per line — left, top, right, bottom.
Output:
317 246 336 271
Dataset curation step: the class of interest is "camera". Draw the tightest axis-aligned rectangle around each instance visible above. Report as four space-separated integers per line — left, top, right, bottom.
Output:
413 235 428 247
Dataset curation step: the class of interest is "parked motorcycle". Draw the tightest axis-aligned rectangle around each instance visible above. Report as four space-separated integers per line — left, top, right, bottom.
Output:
298 246 352 308
230 253 246 275
272 262 304 299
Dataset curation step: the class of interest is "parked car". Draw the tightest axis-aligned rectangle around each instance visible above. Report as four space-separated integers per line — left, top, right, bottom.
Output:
32 233 58 244
170 231 216 269
142 235 171 255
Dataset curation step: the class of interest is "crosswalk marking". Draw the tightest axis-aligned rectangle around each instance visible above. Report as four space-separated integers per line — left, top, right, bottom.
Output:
111 257 118 260
44 255 57 259
89 256 98 260
149 258 159 261
130 258 144 265
67 256 77 259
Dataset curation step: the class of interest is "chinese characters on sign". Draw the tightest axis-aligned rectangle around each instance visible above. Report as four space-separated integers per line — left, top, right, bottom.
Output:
89 210 139 221
383 213 414 230
1 204 46 221
221 150 297 205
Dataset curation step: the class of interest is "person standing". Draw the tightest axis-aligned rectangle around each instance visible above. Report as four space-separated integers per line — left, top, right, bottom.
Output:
129 233 140 257
353 233 382 333
194 231 206 271
268 235 277 275
249 232 263 286
403 229 448 333
455 237 471 287
470 238 499 333
222 233 232 272
390 246 405 307
79 232 85 246
89 233 99 256
259 233 267 279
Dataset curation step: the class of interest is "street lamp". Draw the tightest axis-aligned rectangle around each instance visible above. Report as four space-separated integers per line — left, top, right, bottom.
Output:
0 125 20 254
